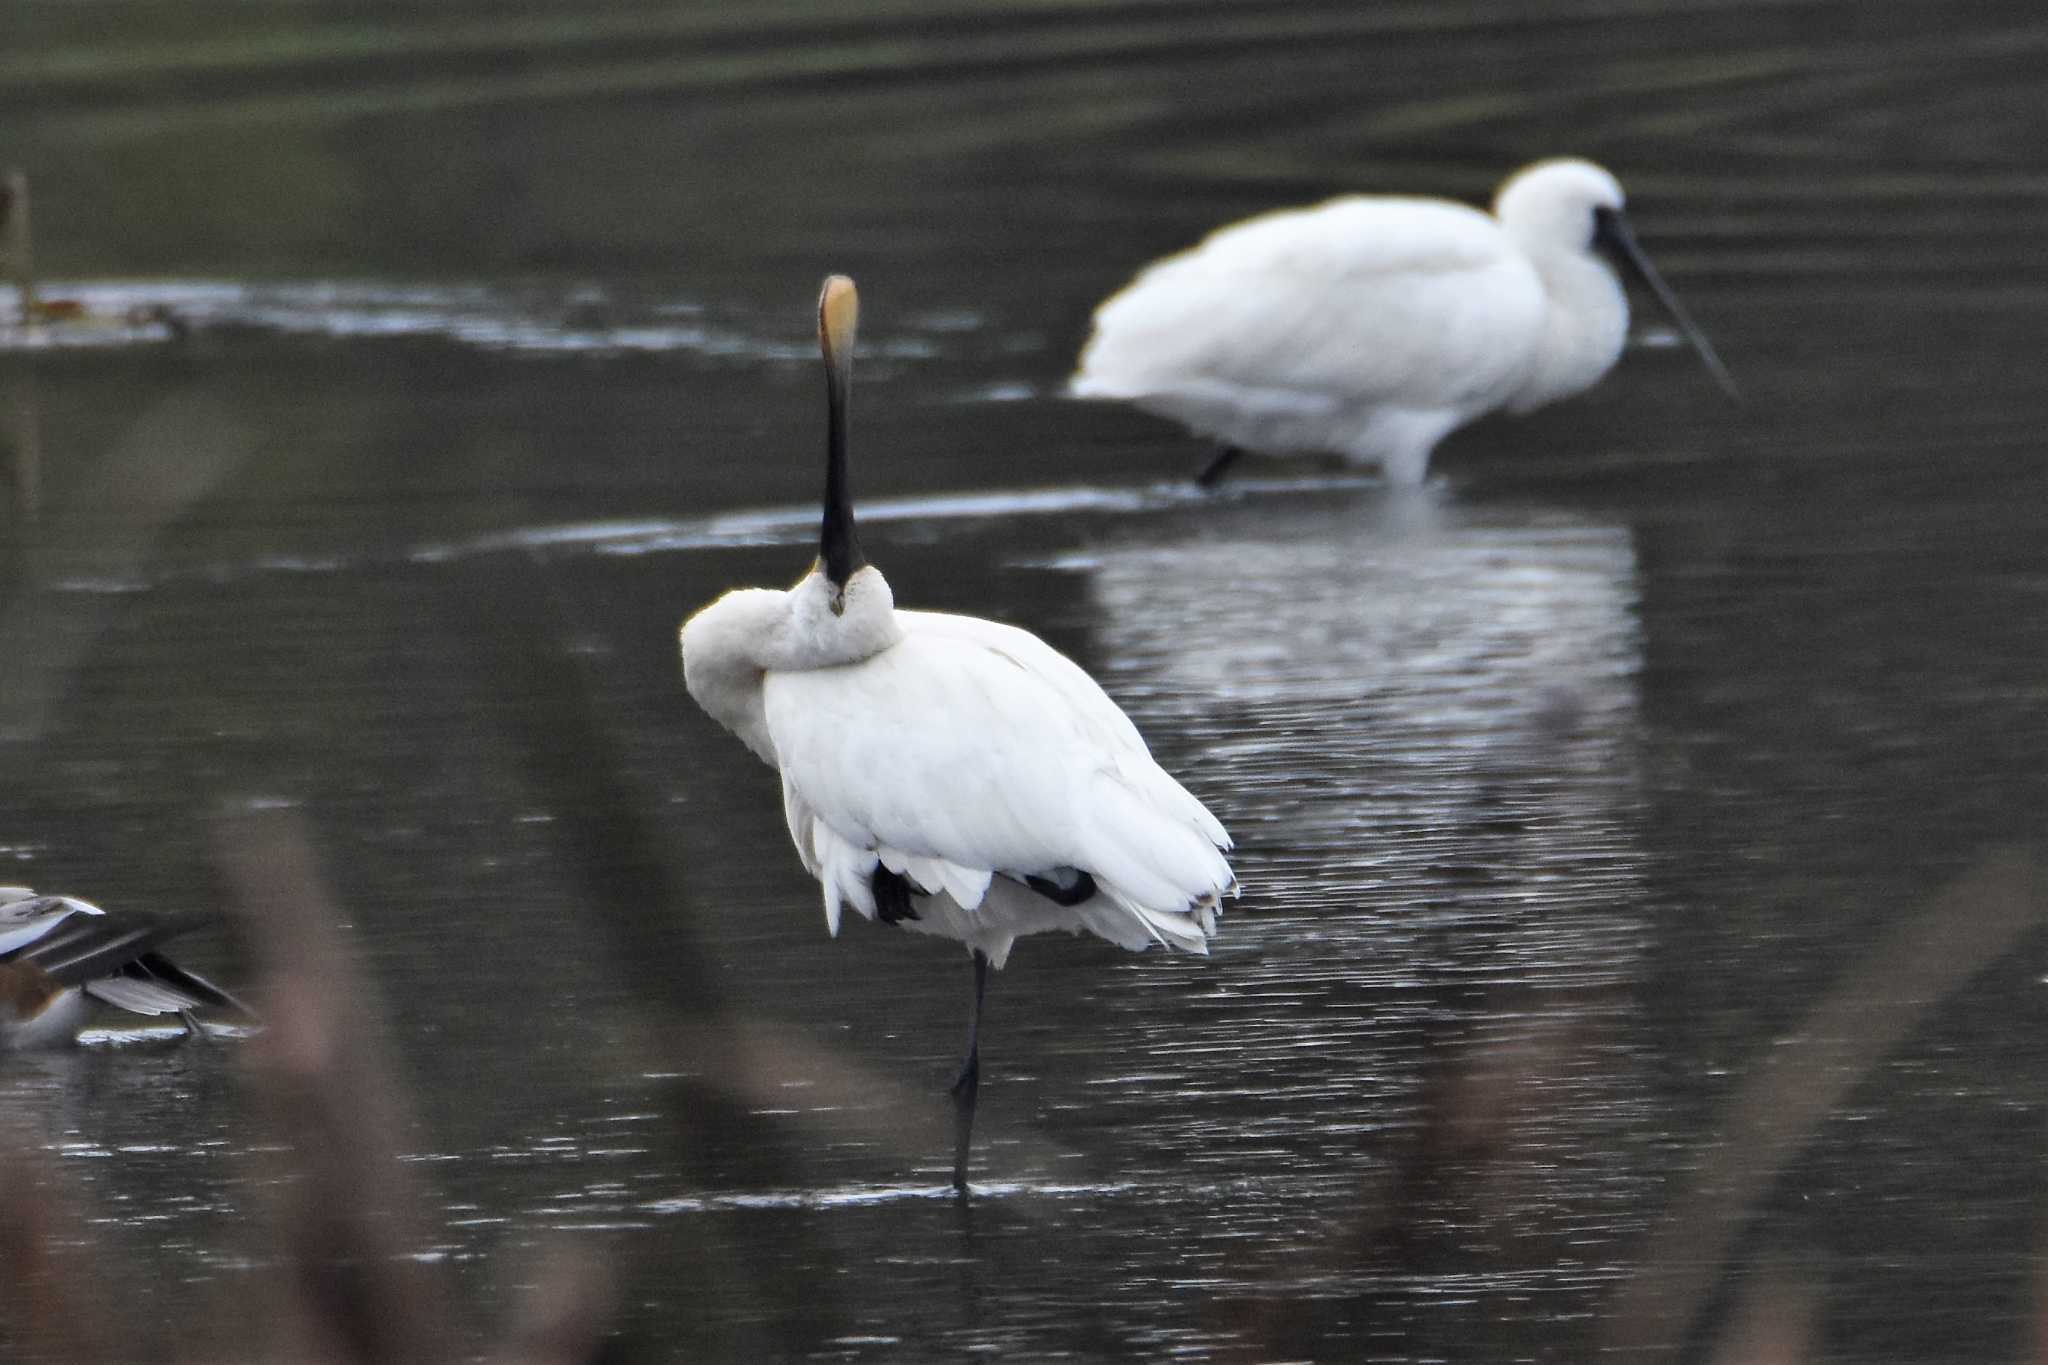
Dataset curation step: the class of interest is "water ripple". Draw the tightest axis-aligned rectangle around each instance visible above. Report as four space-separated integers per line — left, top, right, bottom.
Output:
641 1179 1135 1213
28 476 1385 595
1 279 945 360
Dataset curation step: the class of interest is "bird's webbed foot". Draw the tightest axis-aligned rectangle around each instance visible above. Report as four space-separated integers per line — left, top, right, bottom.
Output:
872 866 921 925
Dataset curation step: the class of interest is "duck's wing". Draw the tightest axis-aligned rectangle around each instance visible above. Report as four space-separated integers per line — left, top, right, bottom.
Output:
764 616 1232 940
1074 195 1546 414
137 953 250 1013
82 951 251 1017
0 894 104 959
13 908 173 986
0 894 251 1020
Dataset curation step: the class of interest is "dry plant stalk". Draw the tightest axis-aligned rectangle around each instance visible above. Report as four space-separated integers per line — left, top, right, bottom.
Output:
0 804 620 1365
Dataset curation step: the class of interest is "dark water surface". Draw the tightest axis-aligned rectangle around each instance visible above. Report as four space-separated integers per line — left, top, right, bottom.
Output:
5 2 2048 1361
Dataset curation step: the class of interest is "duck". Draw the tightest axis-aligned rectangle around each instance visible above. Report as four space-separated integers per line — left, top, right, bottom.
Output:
0 887 250 1047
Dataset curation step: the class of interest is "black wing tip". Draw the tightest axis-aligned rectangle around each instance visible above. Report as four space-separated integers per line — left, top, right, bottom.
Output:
1023 870 1099 907
872 866 922 925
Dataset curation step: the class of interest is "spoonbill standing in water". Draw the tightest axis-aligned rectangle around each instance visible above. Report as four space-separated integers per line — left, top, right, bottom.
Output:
1071 158 1740 487
0 888 250 1047
680 276 1235 1193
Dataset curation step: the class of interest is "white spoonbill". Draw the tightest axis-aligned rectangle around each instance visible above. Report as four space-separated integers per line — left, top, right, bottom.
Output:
680 276 1235 1192
0 887 250 1047
1071 158 1740 487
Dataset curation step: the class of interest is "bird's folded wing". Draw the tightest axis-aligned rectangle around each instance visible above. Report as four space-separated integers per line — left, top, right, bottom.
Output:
893 610 1150 755
1077 196 1544 410
765 623 1229 928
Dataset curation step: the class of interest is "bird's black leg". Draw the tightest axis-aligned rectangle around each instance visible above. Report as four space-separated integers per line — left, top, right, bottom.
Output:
951 949 990 1195
872 866 920 924
1195 445 1245 489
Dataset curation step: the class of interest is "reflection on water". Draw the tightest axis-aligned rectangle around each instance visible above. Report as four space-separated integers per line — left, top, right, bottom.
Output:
643 1179 1134 1212
1 372 38 519
0 279 964 361
1075 488 1650 998
4 356 2045 1361
1048 492 1662 1355
5 455 1680 1358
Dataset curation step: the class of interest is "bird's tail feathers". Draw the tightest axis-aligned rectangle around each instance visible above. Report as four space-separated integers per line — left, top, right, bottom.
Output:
1081 772 1235 914
1109 750 1233 853
1098 884 1215 955
789 778 876 937
813 833 876 937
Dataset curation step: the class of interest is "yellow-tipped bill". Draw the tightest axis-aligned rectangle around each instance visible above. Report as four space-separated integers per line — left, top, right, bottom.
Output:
819 274 859 374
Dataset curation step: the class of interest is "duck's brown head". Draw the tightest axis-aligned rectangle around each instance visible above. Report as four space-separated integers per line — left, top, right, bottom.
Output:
0 961 62 1022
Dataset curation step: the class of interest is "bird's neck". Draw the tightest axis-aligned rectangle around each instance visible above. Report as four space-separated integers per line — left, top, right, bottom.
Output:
681 571 906 764
779 566 904 668
1509 249 1629 413
680 588 790 764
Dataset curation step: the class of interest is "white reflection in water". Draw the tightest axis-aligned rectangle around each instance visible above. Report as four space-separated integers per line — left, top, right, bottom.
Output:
1071 489 1645 925
643 1179 1133 1213
1042 488 1659 1275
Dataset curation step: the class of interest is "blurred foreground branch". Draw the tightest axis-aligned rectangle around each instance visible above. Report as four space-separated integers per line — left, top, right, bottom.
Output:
1605 846 2048 1361
216 803 458 1364
0 389 253 745
0 803 622 1364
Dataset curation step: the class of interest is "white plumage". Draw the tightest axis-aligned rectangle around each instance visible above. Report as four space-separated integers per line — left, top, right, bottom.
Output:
770 610 1231 959
679 276 1233 1190
1072 157 1738 486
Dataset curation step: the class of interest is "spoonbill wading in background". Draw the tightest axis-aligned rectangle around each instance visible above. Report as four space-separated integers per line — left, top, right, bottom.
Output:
0 888 251 1047
1071 158 1740 487
680 276 1235 1193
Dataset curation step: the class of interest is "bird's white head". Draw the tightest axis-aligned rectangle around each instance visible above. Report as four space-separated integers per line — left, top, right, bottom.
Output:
1493 158 1625 257
1495 158 1742 405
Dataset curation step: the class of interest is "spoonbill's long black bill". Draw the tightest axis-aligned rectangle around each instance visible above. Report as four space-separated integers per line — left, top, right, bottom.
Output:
1593 205 1742 404
818 274 865 589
